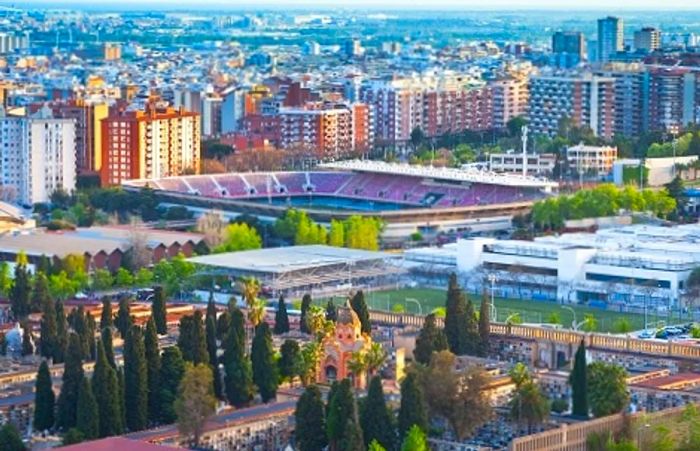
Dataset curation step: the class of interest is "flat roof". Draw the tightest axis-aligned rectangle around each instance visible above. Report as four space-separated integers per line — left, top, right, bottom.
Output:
188 245 397 274
60 437 173 450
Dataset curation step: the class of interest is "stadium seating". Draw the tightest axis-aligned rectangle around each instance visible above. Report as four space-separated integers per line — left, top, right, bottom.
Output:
140 170 543 207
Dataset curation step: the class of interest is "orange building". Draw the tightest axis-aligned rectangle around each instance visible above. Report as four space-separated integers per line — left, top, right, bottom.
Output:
100 105 200 186
52 99 109 173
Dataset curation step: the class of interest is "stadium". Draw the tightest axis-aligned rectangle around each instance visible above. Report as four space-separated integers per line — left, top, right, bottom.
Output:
123 160 558 237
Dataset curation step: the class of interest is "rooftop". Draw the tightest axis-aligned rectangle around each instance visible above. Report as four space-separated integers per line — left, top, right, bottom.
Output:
59 437 173 450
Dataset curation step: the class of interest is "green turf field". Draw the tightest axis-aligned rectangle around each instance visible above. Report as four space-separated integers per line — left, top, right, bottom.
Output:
362 288 663 334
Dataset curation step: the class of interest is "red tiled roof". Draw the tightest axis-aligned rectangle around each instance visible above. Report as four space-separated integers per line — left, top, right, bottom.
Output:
59 437 173 450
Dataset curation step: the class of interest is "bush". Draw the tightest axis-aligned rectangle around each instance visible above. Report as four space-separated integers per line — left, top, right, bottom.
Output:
410 232 423 242
46 219 76 231
551 398 568 414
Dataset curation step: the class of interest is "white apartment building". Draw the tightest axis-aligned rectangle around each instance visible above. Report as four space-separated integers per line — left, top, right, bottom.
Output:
489 151 556 175
566 144 618 175
0 108 76 206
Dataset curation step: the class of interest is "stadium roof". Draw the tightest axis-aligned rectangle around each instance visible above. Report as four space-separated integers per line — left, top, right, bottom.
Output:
319 160 558 189
188 245 398 274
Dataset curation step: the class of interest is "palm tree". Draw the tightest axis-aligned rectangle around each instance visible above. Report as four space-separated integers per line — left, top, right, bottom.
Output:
307 305 335 339
247 298 266 328
510 380 549 434
365 343 387 376
347 350 368 385
295 341 321 386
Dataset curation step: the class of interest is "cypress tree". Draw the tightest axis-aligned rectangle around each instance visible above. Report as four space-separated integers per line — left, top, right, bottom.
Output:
230 307 245 346
360 376 395 451
34 360 55 431
279 339 300 383
350 291 371 335
100 297 113 330
144 318 161 424
40 291 58 360
21 322 34 356
124 325 148 431
300 294 312 333
414 313 448 365
92 339 122 437
223 312 254 407
101 327 116 369
216 311 231 341
340 418 365 451
478 293 491 357
274 295 290 334
205 315 223 399
117 367 126 430
85 314 97 361
10 260 30 319
444 273 469 355
76 377 99 440
54 299 67 364
251 322 279 403
206 291 217 324
177 312 208 365
326 300 338 322
570 339 589 418
326 379 355 449
56 333 84 430
398 371 428 440
0 423 26 451
32 271 52 313
295 385 327 451
159 346 186 424
115 297 132 339
151 286 167 335
464 298 480 355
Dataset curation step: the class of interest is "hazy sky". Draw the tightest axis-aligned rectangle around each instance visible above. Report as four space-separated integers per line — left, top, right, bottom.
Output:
13 0 700 10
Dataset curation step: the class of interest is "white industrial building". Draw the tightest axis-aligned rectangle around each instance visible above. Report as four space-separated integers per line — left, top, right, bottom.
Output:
405 224 700 309
0 107 76 206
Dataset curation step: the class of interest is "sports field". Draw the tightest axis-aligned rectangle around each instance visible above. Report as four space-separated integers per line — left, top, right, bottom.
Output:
363 288 660 334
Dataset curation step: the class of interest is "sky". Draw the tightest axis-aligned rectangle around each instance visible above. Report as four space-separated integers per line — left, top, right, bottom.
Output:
12 0 700 10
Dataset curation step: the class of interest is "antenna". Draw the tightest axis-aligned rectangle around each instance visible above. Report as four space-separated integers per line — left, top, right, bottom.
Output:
521 125 528 177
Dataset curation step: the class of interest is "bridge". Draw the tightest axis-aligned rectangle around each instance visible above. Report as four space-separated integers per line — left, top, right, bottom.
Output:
363 309 700 365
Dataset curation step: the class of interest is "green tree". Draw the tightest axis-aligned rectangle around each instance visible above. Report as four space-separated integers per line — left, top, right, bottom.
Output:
57 333 84 430
0 424 26 451
252 322 279 403
398 371 428 440
223 312 254 407
101 327 115 369
510 380 550 433
115 297 132 339
295 385 328 451
414 313 448 365
570 340 589 418
145 318 162 424
151 286 167 335
204 315 223 400
350 291 371 335
340 417 365 451
54 299 68 364
478 293 490 356
588 362 629 418
328 220 345 247
38 276 57 361
401 425 429 451
326 300 338 322
0 262 11 298
34 360 55 431
92 339 122 437
32 271 51 315
274 295 290 334
159 346 186 424
100 297 113 330
21 323 34 356
175 363 217 448
76 377 99 440
279 339 300 383
10 256 31 319
92 269 113 291
214 222 262 253
300 294 312 334
177 312 209 365
326 379 357 451
361 376 395 451
444 274 471 355
124 325 148 431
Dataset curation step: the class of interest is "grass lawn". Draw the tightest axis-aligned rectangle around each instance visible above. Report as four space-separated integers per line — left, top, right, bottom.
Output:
363 288 659 334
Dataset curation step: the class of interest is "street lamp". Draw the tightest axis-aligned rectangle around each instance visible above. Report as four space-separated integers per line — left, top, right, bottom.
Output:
561 305 578 330
487 273 498 321
405 298 422 315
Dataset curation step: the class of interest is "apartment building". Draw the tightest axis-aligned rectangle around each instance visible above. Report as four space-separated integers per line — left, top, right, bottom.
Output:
490 76 529 129
566 144 618 175
552 31 587 67
278 102 371 157
52 99 109 173
647 67 699 133
598 16 624 63
595 64 649 137
528 73 616 140
100 105 200 186
634 27 661 53
0 108 76 205
361 74 493 148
